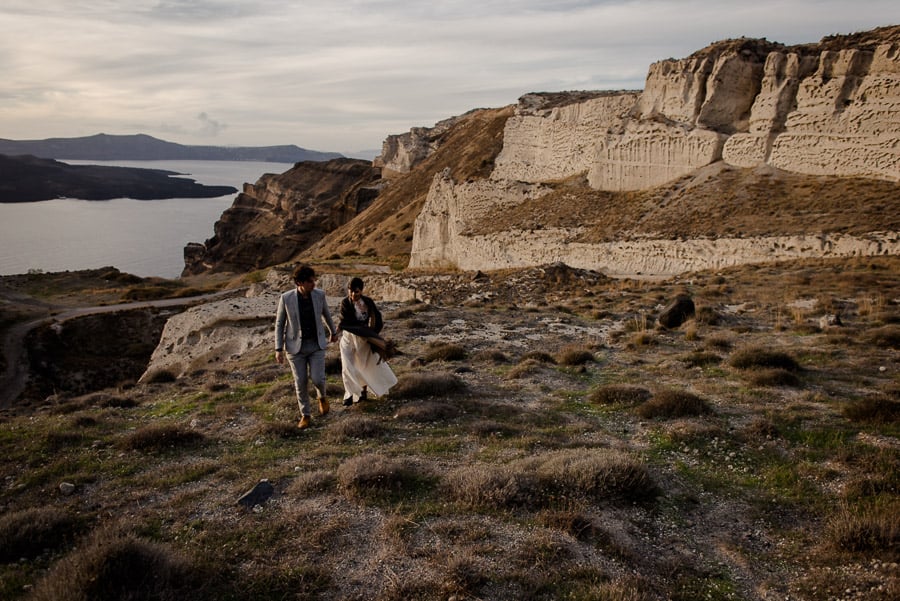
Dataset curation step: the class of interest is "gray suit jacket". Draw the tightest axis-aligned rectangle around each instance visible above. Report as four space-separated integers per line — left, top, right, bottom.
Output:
275 287 336 354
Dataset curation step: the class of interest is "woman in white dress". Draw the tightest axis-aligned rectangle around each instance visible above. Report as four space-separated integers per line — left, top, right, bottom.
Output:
338 277 398 406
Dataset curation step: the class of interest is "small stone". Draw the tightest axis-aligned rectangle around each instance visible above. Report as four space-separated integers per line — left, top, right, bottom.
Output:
237 479 275 509
59 482 76 495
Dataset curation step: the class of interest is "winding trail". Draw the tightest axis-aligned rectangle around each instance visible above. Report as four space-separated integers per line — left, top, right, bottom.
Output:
0 288 245 407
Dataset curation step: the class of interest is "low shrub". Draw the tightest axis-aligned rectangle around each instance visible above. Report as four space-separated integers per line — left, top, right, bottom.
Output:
588 385 652 405
636 390 713 419
728 347 801 371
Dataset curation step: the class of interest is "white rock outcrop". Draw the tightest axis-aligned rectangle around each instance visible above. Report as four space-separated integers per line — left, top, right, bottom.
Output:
409 30 900 275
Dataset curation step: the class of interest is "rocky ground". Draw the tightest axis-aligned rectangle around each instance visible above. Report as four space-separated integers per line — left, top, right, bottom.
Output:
0 257 898 600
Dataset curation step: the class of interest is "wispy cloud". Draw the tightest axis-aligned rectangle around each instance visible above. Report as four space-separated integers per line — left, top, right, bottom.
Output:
1 1 897 152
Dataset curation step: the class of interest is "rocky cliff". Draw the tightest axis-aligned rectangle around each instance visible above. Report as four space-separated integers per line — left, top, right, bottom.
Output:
183 158 381 275
410 25 900 275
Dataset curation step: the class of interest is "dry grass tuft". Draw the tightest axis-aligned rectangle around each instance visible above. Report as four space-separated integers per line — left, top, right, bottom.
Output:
120 423 204 452
636 389 713 419
326 415 386 440
337 453 432 502
843 395 900 424
391 372 467 399
680 351 723 367
518 351 557 364
588 384 652 405
444 449 658 509
556 345 596 366
423 342 467 362
27 529 202 601
288 469 337 496
505 358 546 379
473 349 510 363
0 507 87 563
826 500 900 553
728 346 801 371
746 368 802 388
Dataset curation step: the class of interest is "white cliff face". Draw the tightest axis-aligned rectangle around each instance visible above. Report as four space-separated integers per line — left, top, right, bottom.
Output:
409 31 900 276
492 93 638 183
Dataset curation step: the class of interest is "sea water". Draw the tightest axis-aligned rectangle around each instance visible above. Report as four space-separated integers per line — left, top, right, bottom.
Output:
0 160 291 278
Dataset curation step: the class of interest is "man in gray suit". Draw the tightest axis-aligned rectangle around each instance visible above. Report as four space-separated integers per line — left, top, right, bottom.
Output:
275 265 338 429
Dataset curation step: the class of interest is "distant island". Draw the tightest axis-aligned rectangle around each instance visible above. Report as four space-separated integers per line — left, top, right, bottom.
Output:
0 154 238 203
0 133 343 163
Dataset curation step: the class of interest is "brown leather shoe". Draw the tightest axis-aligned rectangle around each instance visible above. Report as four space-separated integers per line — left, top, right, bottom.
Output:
297 415 311 429
318 397 330 415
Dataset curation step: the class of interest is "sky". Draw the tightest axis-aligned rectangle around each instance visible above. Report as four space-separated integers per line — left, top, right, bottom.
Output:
1 1 897 156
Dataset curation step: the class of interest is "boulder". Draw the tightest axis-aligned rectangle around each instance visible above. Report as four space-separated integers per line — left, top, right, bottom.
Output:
658 295 696 329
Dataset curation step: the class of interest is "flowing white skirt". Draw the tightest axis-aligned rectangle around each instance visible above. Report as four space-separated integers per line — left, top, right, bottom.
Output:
340 331 398 398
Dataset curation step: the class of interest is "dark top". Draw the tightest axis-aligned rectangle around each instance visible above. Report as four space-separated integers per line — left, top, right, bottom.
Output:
297 292 316 340
339 295 383 335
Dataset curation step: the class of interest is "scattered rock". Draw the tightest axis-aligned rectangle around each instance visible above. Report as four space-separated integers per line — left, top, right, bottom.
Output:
237 479 275 510
59 482 76 496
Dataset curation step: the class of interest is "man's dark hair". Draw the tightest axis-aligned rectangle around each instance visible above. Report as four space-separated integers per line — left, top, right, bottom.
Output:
348 277 364 292
292 265 316 284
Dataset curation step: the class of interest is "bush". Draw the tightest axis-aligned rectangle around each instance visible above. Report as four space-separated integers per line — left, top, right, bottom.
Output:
728 347 801 371
0 507 87 562
474 349 510 363
636 390 713 419
588 385 652 405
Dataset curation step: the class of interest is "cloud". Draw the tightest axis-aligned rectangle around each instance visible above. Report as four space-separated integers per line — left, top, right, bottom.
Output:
0 1 898 152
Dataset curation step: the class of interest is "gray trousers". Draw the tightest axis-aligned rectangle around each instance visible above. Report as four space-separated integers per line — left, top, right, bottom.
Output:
287 339 326 416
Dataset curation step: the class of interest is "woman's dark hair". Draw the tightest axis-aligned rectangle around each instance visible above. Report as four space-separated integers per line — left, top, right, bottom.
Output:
348 277 364 292
293 265 316 284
